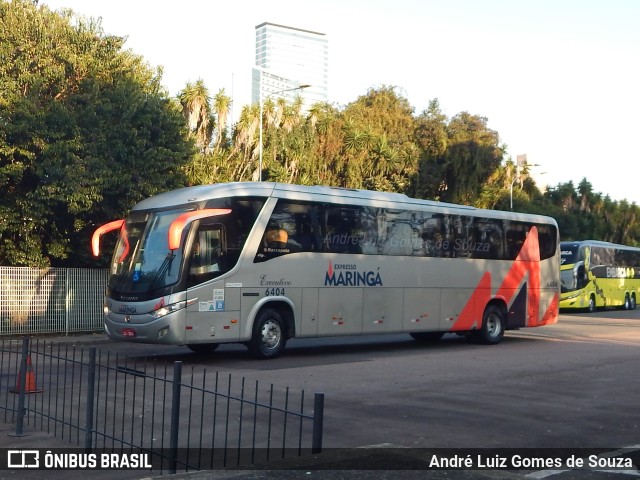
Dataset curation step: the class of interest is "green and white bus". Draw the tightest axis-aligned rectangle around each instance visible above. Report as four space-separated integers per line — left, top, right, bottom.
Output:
560 240 640 312
92 182 560 358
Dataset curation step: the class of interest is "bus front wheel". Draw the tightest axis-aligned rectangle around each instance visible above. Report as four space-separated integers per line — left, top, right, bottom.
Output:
248 308 287 359
472 305 505 345
587 296 596 313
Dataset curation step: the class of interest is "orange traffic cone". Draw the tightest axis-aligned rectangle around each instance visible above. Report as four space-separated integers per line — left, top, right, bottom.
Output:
11 355 42 394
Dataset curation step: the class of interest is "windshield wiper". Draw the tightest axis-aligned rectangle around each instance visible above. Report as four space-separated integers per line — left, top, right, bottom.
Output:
149 252 176 290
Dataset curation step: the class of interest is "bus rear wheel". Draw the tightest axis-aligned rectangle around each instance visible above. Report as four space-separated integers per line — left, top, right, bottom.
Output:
248 308 287 359
631 294 637 310
623 294 631 310
472 305 505 345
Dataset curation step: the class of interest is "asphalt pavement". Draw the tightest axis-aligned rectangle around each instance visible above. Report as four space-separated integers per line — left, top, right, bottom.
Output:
0 333 524 479
1 333 637 480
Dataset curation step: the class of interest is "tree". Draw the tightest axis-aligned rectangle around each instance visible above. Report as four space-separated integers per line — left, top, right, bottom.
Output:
414 99 449 199
212 89 232 152
413 101 504 204
0 0 192 267
340 86 418 192
440 112 504 204
179 79 213 153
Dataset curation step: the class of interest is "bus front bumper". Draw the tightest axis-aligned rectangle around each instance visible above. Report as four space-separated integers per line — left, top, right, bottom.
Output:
559 292 587 310
104 310 186 345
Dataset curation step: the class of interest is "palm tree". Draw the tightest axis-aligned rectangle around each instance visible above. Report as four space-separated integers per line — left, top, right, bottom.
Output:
230 104 259 180
213 89 232 153
178 80 213 154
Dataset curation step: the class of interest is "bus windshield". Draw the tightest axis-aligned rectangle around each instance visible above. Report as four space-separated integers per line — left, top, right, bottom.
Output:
108 208 189 294
560 243 586 293
560 243 580 265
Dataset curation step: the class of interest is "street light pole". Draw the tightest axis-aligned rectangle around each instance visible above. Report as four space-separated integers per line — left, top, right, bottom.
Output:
258 84 311 181
510 162 544 210
510 175 518 211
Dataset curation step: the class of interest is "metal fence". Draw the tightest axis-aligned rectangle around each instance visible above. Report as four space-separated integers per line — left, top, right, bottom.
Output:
0 337 324 473
0 267 108 335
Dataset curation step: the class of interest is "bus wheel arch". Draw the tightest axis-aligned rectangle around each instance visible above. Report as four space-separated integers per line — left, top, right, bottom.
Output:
472 301 506 345
247 302 294 359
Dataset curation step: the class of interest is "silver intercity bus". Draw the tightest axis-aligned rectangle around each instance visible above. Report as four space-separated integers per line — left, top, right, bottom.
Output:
92 182 560 359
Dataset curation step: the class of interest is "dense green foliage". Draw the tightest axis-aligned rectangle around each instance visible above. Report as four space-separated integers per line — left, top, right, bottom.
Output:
2 0 639 268
0 0 193 267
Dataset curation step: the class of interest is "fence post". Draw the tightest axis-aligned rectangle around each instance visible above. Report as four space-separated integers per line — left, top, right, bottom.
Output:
84 347 97 451
312 392 324 454
11 337 30 437
168 361 182 474
65 268 70 334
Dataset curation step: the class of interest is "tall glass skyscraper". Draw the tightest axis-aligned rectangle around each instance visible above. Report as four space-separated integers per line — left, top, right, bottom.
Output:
252 22 328 109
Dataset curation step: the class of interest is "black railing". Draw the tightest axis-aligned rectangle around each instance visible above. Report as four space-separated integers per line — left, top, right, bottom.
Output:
0 337 324 473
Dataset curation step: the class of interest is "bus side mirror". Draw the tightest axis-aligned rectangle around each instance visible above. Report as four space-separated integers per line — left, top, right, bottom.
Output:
92 220 124 256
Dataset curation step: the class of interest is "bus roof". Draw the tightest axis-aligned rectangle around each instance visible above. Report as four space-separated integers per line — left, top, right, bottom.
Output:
560 240 640 252
132 181 557 225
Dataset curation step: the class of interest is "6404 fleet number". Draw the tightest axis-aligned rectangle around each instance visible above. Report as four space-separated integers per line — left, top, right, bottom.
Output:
265 288 285 296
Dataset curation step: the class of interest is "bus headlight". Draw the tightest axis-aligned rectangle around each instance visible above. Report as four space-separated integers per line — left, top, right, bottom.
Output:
152 301 187 319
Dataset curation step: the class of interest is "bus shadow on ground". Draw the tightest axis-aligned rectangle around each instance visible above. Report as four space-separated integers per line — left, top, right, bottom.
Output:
138 332 543 369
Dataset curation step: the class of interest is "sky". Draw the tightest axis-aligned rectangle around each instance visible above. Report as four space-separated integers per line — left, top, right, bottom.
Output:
42 0 640 204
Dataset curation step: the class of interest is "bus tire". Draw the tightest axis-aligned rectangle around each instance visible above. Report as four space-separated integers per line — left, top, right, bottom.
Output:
623 294 631 310
473 304 505 345
187 343 219 354
410 332 444 343
631 294 637 310
587 295 596 313
248 308 287 359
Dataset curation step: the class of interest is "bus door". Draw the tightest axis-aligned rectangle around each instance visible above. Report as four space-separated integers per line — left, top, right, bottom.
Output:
185 224 241 343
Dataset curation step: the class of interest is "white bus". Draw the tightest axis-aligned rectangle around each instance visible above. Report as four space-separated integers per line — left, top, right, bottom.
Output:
92 182 560 359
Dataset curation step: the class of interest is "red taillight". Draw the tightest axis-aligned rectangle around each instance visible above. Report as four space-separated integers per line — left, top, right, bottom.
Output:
121 328 136 337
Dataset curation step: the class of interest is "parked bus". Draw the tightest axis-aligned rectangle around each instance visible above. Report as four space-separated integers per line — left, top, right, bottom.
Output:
560 240 640 312
92 182 560 358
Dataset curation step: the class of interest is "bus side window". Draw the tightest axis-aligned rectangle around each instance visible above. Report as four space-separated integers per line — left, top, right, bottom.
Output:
265 225 289 249
537 225 558 260
289 216 317 252
188 226 225 287
325 207 362 254
271 202 323 253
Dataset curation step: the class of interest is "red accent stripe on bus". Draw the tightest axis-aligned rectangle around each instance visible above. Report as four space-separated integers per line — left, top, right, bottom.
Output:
452 227 557 331
539 293 559 326
496 226 541 326
452 271 492 331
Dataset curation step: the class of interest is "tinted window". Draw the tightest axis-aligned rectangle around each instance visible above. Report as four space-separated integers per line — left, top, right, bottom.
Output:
254 200 557 262
187 224 226 287
207 197 266 266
